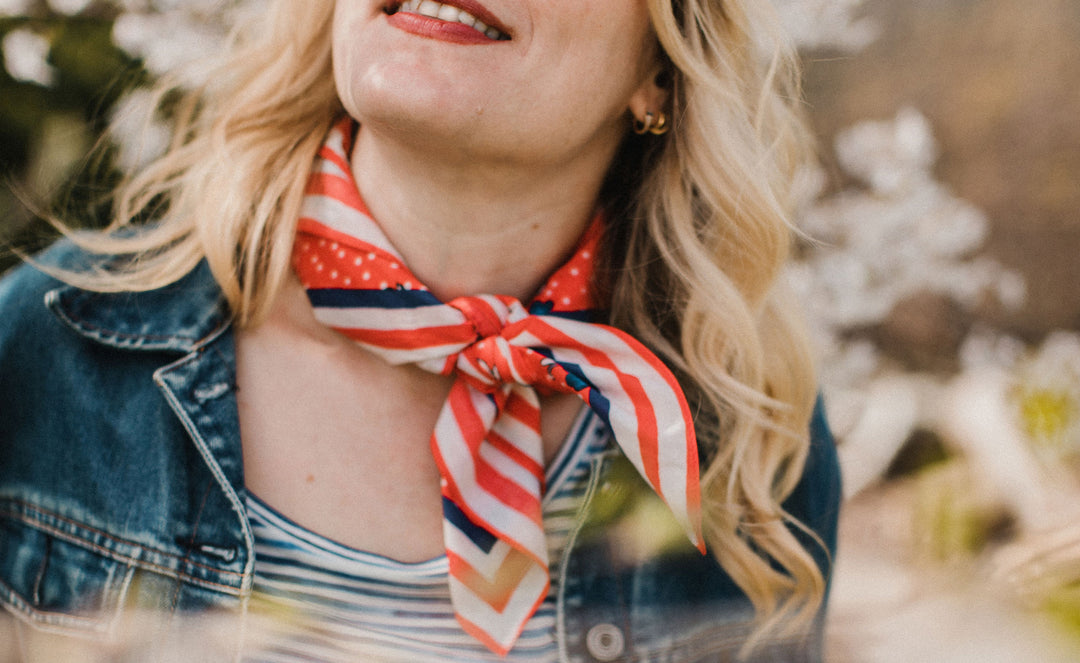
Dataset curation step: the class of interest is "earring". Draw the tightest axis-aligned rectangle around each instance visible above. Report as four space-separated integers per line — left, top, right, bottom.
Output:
633 111 670 136
633 111 656 135
649 112 669 135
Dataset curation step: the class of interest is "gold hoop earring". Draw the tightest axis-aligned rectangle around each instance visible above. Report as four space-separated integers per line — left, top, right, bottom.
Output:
633 111 670 136
649 112 669 136
633 111 655 135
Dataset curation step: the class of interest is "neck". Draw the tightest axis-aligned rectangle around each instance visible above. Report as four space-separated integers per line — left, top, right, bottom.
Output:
349 125 615 302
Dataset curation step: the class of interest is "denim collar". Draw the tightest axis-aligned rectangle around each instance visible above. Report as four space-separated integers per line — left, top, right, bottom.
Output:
44 260 232 354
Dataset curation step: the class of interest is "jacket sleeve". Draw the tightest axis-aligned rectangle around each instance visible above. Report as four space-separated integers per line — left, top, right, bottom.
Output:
785 395 844 602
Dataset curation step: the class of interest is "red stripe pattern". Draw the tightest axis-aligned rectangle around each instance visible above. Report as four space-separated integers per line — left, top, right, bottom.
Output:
291 118 703 655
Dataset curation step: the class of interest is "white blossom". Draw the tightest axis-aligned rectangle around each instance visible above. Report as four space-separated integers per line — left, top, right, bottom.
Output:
0 0 32 17
791 108 1026 400
46 0 93 14
111 9 226 84
2 28 55 86
773 0 879 52
959 328 1027 372
1010 331 1080 457
837 374 930 497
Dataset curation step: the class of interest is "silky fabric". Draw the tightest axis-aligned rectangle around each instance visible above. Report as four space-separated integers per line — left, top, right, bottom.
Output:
291 118 703 655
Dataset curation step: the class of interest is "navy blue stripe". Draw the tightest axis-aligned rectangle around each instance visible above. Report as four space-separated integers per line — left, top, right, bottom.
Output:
252 557 442 592
307 287 442 309
529 350 601 402
308 289 604 319
539 354 612 431
523 351 612 452
586 389 612 430
527 300 605 322
532 354 597 395
442 497 497 553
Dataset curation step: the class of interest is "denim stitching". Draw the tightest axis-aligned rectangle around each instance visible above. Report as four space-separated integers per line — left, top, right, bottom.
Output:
0 515 242 596
169 480 214 612
31 537 50 606
0 575 111 633
45 287 232 350
0 501 244 582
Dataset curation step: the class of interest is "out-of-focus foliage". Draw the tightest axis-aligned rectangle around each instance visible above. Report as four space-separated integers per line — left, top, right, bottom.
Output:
1 7 136 171
0 2 145 268
0 0 238 268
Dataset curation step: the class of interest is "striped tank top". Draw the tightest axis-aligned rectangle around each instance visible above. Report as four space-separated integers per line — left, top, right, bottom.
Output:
242 407 610 662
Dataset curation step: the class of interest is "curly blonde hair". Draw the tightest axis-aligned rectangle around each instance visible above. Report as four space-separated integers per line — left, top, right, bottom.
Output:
58 0 825 653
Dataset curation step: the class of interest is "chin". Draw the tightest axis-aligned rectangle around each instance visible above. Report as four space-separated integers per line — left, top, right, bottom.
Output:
337 62 496 143
345 74 468 133
332 5 519 128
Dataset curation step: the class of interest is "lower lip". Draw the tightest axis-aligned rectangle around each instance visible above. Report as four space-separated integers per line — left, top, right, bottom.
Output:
386 11 500 45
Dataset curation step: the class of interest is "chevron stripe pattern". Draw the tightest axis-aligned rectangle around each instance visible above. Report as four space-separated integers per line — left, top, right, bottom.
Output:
291 117 703 655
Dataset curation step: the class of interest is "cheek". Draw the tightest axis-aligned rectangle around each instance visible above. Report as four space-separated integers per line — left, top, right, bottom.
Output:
559 37 653 126
555 7 655 103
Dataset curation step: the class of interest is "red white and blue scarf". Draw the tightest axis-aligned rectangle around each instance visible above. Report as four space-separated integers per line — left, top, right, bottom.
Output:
291 118 703 655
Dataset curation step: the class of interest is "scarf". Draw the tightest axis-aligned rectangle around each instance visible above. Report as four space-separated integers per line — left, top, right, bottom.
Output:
291 118 703 655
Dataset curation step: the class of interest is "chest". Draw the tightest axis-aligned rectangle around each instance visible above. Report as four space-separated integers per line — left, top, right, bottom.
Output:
235 321 447 560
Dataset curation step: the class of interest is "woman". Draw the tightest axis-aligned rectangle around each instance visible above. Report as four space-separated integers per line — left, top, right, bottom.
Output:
0 0 840 660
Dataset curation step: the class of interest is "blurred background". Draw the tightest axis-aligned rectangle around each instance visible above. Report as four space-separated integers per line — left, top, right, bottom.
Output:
2 1 1079 661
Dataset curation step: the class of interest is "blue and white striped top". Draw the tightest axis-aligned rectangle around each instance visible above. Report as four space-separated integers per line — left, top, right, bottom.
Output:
241 407 610 662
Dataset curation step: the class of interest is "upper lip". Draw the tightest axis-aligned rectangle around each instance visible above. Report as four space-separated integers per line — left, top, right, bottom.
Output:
385 0 512 39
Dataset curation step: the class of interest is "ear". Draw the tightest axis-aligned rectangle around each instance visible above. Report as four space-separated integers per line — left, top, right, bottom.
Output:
627 62 672 127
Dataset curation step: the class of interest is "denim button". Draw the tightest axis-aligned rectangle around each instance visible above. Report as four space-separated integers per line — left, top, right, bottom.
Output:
586 623 625 661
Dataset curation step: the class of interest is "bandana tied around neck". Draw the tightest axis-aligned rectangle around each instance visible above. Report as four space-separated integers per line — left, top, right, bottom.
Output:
291 118 704 655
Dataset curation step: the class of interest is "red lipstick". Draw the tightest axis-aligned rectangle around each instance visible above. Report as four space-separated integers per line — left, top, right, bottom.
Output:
385 1 511 45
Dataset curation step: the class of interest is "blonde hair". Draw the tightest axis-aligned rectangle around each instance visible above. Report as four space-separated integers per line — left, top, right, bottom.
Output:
59 0 825 654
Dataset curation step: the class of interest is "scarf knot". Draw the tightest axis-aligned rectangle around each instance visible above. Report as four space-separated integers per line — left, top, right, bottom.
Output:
443 296 567 395
448 295 518 339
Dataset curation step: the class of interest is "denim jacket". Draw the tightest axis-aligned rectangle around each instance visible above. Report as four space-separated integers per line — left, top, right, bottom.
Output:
0 242 841 662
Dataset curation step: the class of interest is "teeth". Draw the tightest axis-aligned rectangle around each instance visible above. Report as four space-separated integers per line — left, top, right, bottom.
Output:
396 0 506 39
